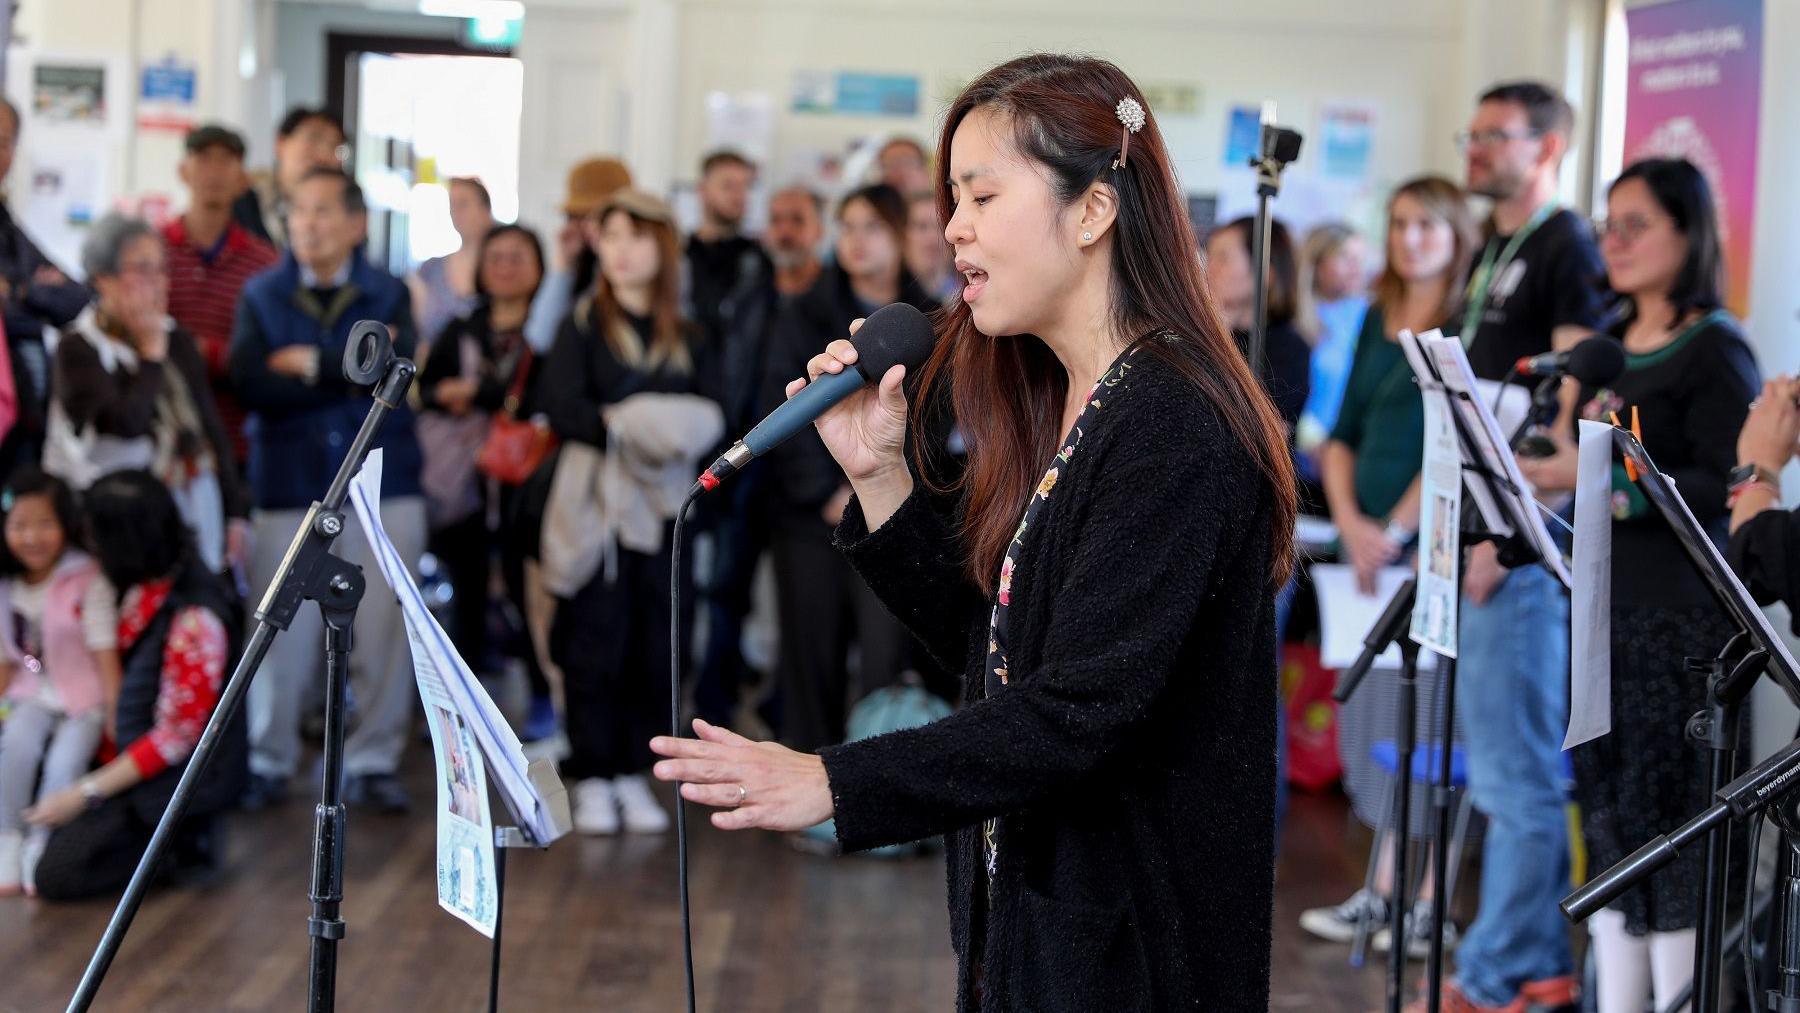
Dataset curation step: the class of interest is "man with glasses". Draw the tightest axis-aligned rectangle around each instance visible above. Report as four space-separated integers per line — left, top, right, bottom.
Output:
230 168 425 814
1413 81 1607 1013
232 107 348 249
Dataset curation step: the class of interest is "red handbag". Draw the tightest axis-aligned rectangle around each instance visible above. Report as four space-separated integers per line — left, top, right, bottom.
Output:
476 349 557 485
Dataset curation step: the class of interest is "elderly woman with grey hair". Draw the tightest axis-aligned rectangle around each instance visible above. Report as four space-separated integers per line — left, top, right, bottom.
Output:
44 212 248 573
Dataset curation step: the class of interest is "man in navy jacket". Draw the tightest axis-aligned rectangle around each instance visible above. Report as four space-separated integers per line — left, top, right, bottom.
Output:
230 167 426 812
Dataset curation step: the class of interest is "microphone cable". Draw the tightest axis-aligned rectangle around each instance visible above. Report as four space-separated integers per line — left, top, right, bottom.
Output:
671 482 703 1013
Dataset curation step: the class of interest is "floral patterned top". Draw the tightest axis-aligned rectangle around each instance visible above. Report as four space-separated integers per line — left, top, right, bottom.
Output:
118 578 230 779
980 343 1141 881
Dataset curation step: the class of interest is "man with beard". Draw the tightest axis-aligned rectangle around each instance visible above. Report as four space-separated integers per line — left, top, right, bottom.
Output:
765 185 824 298
1405 81 1606 1013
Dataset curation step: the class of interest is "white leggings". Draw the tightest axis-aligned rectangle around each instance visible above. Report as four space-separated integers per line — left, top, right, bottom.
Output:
1588 907 1695 1013
0 699 104 832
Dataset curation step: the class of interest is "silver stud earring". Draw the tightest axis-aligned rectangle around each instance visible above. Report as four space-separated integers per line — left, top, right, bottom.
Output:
1082 231 1093 242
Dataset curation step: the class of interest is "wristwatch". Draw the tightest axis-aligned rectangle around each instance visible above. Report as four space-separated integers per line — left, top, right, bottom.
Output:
1383 519 1416 548
1729 463 1780 491
79 776 104 810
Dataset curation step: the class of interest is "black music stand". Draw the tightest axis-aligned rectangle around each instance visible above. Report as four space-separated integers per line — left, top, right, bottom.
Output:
1336 329 1569 1013
1561 428 1800 1013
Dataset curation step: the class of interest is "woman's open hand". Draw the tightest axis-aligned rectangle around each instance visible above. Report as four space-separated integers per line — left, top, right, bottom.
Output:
650 719 834 832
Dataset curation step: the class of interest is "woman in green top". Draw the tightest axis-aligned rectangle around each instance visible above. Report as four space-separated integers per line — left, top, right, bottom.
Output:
1300 175 1478 953
1325 176 1479 592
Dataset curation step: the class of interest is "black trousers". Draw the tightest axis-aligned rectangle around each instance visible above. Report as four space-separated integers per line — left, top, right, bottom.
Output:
693 474 768 725
33 793 218 901
769 518 910 753
550 527 686 780
496 482 550 700
430 511 492 675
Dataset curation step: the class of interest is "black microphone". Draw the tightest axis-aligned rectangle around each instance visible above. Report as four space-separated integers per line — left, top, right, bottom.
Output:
1514 334 1628 386
697 301 936 492
1512 335 1630 458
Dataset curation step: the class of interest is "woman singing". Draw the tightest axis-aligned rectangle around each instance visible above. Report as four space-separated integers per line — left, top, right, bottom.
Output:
651 54 1295 1010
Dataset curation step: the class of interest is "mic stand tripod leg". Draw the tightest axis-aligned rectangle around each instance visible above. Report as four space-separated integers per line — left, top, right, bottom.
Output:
1687 635 1760 1013
1425 652 1458 1013
1768 795 1800 1012
487 826 536 1013
308 585 361 1013
1387 638 1423 1013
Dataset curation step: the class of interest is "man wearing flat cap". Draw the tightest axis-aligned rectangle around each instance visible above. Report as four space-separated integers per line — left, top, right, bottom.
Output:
163 123 278 476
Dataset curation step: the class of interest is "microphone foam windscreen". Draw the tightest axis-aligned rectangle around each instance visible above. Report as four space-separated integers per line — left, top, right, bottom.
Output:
1566 335 1628 386
851 302 937 377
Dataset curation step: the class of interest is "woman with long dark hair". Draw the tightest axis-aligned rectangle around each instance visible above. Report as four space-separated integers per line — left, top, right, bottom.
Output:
539 189 720 837
761 183 941 754
654 54 1294 1009
417 223 551 728
1518 157 1757 1013
1204 215 1312 430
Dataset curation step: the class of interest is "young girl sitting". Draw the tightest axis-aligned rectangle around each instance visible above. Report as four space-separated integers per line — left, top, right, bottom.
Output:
0 469 121 895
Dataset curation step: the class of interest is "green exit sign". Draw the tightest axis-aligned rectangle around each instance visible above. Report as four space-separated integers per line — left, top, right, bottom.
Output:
464 15 521 48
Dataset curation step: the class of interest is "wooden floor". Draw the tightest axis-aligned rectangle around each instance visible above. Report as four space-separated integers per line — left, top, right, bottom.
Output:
1 751 1390 1012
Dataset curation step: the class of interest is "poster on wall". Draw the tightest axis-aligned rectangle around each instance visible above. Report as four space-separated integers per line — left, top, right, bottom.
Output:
1223 104 1262 168
1318 103 1375 183
704 91 775 164
791 71 920 117
32 63 106 123
1622 0 1763 317
9 54 129 278
137 56 198 133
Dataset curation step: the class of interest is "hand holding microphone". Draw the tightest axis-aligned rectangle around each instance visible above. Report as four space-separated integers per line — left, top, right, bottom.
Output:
789 323 911 482
700 302 934 529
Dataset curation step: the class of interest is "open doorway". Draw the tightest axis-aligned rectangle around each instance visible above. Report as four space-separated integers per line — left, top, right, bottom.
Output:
328 33 522 276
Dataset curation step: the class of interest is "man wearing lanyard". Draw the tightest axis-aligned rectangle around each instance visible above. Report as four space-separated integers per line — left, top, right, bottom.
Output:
1415 82 1607 1013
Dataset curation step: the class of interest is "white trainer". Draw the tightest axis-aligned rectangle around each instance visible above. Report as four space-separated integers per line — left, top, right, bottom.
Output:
572 777 620 835
614 775 670 834
19 829 48 897
0 830 21 896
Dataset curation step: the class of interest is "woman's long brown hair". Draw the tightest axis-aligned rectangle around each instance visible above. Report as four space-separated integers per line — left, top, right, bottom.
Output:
588 209 691 373
909 53 1297 590
1369 175 1479 329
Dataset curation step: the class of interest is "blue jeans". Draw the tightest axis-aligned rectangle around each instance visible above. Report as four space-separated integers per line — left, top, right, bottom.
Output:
1454 564 1572 1005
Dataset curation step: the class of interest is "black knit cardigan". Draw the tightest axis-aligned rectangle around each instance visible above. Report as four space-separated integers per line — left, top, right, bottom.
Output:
821 352 1280 1012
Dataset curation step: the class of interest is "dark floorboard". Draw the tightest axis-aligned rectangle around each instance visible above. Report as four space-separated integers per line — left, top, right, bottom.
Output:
0 751 1390 1012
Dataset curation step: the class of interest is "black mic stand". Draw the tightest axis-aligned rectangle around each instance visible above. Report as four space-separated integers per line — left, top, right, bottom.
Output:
1332 578 1421 1007
1559 428 1800 1013
1769 792 1800 1013
1245 121 1302 375
1512 374 1562 459
67 322 416 1013
1337 337 1558 1013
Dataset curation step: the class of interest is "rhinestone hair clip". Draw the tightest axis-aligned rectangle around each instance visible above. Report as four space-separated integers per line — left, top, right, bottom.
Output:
1113 97 1146 169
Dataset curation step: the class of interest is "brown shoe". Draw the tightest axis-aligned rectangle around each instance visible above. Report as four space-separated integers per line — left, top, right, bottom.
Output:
1399 980 1526 1013
1398 975 1579 1013
1518 975 1579 1010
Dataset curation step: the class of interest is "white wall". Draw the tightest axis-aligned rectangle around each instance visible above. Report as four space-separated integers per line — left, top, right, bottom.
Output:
10 0 229 211
666 0 1475 237
1746 0 1799 373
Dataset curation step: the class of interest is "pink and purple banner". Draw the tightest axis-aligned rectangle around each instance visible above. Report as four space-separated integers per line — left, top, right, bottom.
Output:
1622 0 1763 317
